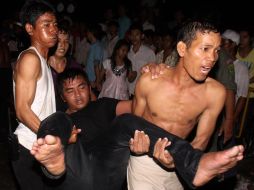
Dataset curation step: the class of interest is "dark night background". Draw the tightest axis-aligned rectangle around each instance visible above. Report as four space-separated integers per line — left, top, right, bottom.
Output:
0 0 253 31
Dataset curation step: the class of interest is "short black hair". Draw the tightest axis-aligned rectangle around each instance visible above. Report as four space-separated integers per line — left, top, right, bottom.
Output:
177 19 220 48
57 68 90 95
19 0 56 27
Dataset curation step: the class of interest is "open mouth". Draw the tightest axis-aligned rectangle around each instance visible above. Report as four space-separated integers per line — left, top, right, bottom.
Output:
200 66 211 75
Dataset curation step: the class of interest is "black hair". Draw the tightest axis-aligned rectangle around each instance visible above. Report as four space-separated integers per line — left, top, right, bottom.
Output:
129 22 143 33
19 0 56 27
177 19 220 48
48 23 70 57
87 23 104 41
57 68 89 95
110 39 132 75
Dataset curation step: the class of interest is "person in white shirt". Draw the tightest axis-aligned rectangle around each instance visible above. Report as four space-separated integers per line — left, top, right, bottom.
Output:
127 23 155 97
12 1 58 189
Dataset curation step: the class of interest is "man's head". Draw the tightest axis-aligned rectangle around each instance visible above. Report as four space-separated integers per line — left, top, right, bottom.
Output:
20 0 58 47
129 23 143 47
176 19 221 82
221 29 239 53
57 68 91 114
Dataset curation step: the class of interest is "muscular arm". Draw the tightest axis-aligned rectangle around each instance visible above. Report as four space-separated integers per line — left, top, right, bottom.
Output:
14 52 41 133
132 73 150 116
191 82 226 150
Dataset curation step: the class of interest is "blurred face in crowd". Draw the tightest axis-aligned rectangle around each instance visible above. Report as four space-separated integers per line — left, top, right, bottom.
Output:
55 31 70 57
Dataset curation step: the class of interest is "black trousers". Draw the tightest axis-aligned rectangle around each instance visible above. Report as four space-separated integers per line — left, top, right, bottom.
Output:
11 144 47 190
38 113 202 190
92 114 202 190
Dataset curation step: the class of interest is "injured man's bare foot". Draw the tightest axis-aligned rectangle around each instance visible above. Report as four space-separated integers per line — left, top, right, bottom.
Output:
193 145 244 187
30 135 65 175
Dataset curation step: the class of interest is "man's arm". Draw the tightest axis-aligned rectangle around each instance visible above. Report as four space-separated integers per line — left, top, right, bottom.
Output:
132 73 150 116
219 89 235 143
116 100 132 115
191 82 226 150
14 51 41 133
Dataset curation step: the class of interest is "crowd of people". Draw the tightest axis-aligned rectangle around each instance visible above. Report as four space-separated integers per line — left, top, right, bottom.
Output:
0 0 254 190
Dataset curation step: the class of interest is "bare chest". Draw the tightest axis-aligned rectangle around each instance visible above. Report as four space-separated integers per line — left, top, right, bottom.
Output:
145 87 207 136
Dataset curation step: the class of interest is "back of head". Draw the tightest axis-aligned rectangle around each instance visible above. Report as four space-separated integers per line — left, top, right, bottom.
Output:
57 68 89 95
177 19 220 48
19 0 56 27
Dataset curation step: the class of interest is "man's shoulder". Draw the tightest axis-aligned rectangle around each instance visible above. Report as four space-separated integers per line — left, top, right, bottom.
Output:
206 77 225 87
17 48 40 64
205 77 226 96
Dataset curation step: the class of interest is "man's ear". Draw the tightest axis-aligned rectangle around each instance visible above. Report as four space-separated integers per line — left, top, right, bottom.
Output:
25 23 33 36
176 41 186 57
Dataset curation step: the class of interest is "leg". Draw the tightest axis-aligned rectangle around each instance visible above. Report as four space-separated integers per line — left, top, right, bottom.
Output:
32 112 94 190
98 114 243 189
12 144 46 190
31 112 73 176
31 135 65 176
193 145 244 186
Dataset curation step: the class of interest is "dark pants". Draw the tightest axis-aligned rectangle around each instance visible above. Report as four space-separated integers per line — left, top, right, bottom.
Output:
38 113 202 190
11 144 47 190
92 114 202 189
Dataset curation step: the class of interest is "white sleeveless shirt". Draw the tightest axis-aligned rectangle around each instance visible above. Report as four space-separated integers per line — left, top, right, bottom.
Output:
13 46 56 150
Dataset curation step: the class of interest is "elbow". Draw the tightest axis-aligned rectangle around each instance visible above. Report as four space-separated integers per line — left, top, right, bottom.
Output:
15 109 23 123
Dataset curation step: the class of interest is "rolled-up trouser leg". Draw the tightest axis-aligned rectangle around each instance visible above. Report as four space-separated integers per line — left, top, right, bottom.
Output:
96 113 202 189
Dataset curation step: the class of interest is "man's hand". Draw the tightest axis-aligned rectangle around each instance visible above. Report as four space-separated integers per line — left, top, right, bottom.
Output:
129 130 150 155
141 63 169 79
68 126 81 144
153 138 175 169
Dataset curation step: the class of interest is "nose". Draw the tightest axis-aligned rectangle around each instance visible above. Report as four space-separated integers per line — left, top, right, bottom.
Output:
74 89 80 97
208 51 218 62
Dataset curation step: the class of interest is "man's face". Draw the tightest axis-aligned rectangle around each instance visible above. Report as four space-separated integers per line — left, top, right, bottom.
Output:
62 76 90 114
30 12 58 48
182 31 221 82
239 31 250 48
130 29 142 46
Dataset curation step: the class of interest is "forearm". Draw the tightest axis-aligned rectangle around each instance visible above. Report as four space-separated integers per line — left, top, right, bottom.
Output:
191 138 208 151
16 105 41 133
224 89 235 121
234 97 246 122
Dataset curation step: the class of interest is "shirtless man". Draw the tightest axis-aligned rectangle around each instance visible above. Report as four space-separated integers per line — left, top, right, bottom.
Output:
31 20 244 189
127 19 228 190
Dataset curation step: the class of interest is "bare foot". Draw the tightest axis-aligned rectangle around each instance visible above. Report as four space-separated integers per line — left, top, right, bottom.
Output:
193 145 244 187
30 135 65 175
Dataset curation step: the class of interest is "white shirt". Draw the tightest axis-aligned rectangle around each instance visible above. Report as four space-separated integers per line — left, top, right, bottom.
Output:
13 46 56 150
233 59 249 102
127 44 155 95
